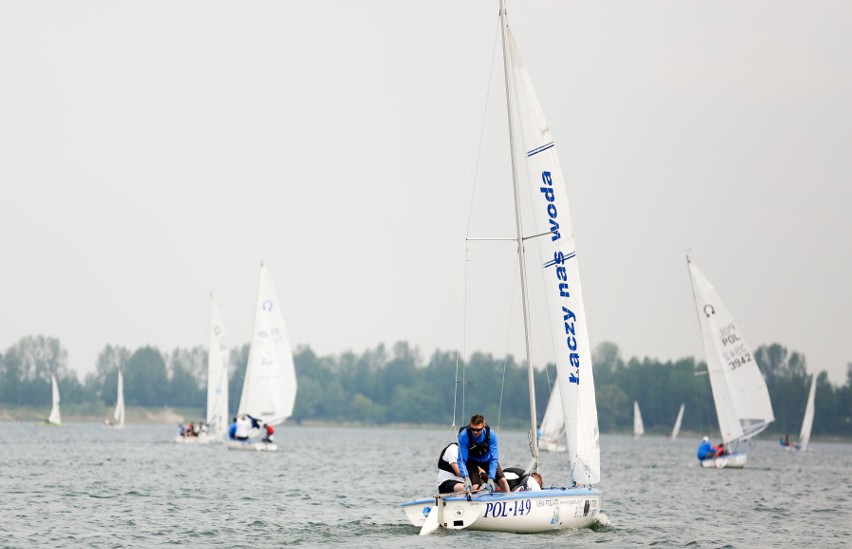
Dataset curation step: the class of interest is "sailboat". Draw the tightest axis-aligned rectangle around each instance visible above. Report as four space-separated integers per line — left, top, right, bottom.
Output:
176 296 230 444
633 401 644 439
402 0 602 533
670 403 685 440
45 374 61 425
106 370 125 428
228 262 297 452
537 384 565 452
687 256 774 468
781 374 816 452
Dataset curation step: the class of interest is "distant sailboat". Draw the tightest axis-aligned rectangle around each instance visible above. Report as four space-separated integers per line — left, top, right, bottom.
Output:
176 296 231 444
687 255 774 468
228 262 297 451
206 296 229 439
46 375 61 425
781 374 816 452
109 370 126 428
537 384 565 452
671 403 685 440
798 374 817 451
633 401 644 439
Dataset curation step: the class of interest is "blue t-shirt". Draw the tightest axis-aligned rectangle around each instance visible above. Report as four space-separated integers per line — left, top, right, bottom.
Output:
458 427 500 480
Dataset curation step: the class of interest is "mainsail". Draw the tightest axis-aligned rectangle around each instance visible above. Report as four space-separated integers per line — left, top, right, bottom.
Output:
687 258 774 446
506 28 600 484
237 263 297 426
798 374 817 451
633 401 644 438
113 370 125 427
206 297 230 435
48 375 61 425
671 403 685 440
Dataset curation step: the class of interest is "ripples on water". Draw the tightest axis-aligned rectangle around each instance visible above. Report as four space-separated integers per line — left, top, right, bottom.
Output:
0 423 849 547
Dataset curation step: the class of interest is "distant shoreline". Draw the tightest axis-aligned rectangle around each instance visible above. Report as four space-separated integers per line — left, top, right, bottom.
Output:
1 407 849 443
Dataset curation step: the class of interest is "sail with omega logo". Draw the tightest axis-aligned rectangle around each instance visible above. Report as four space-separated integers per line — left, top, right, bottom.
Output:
237 262 298 426
506 29 600 484
687 259 774 445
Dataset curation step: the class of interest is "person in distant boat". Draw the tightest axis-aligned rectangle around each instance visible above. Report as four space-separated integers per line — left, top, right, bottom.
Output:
435 442 468 494
697 436 716 460
228 417 237 440
235 414 252 441
782 434 792 447
262 423 274 443
199 422 208 436
457 414 511 493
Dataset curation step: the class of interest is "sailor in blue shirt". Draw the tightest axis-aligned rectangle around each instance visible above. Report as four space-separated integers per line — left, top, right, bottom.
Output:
697 436 716 460
457 414 511 493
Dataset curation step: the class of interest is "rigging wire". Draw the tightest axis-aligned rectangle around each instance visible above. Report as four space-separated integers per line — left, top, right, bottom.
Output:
455 12 503 429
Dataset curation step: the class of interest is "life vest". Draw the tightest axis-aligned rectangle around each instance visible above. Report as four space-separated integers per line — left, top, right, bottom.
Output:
502 467 530 491
437 443 458 474
460 425 491 460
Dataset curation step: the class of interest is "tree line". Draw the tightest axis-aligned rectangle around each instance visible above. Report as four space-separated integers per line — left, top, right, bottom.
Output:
1 335 850 437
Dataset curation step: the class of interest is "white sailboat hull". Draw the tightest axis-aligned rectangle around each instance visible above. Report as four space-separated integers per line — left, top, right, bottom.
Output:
226 439 278 452
699 452 747 469
175 433 220 445
402 488 601 533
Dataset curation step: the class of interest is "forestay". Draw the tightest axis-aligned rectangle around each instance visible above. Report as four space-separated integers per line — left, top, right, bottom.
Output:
688 260 774 445
506 29 600 484
237 263 297 426
206 298 230 435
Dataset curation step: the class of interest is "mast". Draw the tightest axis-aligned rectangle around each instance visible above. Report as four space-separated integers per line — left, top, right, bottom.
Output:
499 0 539 460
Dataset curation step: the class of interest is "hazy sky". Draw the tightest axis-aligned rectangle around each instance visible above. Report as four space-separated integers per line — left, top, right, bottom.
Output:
1 1 849 385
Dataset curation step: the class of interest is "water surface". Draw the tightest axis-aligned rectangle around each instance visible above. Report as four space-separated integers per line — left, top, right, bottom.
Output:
1 423 849 547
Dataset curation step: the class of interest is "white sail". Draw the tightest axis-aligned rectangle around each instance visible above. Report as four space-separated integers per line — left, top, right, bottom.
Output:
237 263 297 426
633 401 644 438
538 383 565 450
206 297 230 435
671 403 685 440
798 374 817 451
48 375 61 425
688 259 774 446
113 370 125 428
506 29 600 484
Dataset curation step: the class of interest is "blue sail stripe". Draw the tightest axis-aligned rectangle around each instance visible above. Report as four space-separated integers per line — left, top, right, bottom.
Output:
543 251 576 268
527 142 555 157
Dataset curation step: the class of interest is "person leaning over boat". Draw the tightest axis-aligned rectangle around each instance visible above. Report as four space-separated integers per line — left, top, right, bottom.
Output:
457 414 511 493
696 436 716 460
436 442 467 494
235 414 252 441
